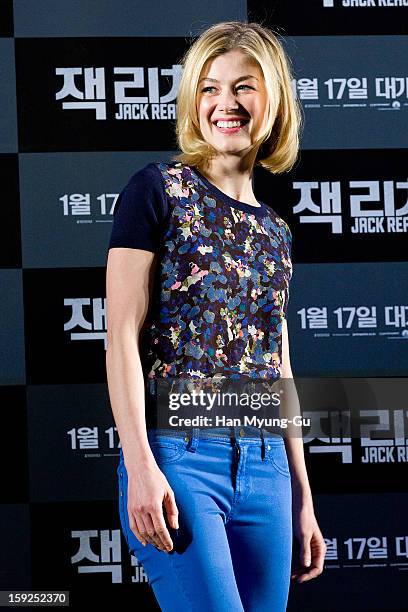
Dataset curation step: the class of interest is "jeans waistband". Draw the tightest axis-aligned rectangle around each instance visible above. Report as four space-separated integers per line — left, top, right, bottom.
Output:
147 425 284 443
146 426 284 460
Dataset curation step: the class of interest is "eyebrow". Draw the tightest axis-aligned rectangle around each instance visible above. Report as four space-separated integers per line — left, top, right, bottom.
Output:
198 75 259 84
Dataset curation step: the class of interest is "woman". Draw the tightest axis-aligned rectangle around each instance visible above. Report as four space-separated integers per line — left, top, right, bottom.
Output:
106 20 326 611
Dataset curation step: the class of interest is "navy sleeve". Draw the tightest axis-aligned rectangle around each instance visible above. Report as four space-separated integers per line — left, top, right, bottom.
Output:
108 162 168 253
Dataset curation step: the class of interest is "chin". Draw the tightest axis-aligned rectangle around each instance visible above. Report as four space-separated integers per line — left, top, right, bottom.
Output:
214 142 249 153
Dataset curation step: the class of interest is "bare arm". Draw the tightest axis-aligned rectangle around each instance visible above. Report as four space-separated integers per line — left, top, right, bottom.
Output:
281 317 327 582
106 247 156 467
280 317 313 505
106 247 179 552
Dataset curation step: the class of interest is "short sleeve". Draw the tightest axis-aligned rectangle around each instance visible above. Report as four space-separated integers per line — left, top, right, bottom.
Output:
108 162 168 253
282 222 293 319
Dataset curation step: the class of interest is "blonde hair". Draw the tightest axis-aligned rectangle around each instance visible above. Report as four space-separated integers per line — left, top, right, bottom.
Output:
171 20 303 175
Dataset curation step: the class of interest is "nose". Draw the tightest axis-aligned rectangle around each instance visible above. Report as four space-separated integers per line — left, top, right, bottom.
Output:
217 89 239 111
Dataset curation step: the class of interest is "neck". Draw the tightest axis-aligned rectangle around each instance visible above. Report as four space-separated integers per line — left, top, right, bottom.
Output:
197 158 259 206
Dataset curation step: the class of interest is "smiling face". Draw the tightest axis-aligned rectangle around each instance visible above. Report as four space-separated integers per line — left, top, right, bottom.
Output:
196 49 269 158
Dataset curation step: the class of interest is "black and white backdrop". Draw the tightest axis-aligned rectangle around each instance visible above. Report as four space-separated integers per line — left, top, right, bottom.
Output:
1 1 407 609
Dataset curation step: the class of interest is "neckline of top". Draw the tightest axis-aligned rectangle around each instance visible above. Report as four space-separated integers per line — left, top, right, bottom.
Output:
189 165 269 217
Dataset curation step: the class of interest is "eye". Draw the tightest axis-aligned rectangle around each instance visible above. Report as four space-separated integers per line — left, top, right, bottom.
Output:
200 84 254 93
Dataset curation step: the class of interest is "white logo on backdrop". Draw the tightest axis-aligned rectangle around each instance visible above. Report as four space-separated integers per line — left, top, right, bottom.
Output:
60 192 119 217
55 66 182 120
71 530 148 583
293 76 408 109
292 179 408 234
298 306 408 334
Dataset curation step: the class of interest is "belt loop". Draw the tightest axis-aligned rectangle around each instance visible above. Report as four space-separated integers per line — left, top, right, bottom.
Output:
186 427 199 452
260 429 266 461
233 425 240 444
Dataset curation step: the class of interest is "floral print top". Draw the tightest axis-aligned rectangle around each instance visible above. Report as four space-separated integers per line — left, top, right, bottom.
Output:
108 160 293 386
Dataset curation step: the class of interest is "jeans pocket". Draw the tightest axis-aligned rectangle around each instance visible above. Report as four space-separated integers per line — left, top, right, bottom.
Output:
265 443 291 477
148 438 188 465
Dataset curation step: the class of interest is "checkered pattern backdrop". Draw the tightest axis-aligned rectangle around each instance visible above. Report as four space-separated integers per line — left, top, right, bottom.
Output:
1 1 407 609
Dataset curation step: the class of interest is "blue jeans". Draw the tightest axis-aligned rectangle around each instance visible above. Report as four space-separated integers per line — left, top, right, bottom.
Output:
117 426 293 611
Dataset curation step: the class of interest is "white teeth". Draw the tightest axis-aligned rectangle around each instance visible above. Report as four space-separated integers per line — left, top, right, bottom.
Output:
215 120 245 128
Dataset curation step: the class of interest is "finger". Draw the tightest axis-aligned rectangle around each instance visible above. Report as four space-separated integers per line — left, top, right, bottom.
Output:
133 513 149 546
315 542 327 572
291 569 302 578
315 554 326 573
300 537 312 568
291 567 306 581
135 513 157 547
151 508 174 551
296 565 322 582
163 489 179 530
143 513 166 550
127 505 148 546
128 512 147 546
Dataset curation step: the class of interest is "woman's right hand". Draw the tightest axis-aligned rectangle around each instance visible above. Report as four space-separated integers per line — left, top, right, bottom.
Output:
125 460 179 552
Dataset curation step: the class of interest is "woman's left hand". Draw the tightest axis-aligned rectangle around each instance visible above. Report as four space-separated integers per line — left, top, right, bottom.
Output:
291 500 327 583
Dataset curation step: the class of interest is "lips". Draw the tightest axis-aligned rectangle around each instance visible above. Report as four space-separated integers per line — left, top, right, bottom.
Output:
212 118 250 126
213 122 249 135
